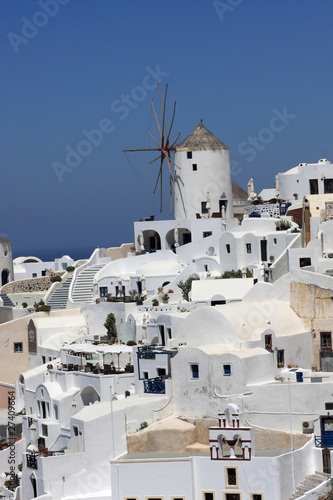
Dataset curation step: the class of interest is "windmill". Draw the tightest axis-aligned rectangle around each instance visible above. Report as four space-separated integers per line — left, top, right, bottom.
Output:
123 84 180 214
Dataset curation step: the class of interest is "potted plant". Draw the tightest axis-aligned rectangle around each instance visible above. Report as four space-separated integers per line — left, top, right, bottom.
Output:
152 299 159 307
167 289 174 294
162 293 169 304
157 287 164 295
269 255 274 262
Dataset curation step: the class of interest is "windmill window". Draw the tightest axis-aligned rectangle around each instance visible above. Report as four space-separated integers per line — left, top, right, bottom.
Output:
187 151 192 159
246 243 252 254
274 238 277 244
190 364 199 379
192 163 197 171
226 244 230 253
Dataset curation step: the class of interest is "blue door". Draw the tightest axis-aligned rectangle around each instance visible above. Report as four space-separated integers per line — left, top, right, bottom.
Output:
321 418 333 447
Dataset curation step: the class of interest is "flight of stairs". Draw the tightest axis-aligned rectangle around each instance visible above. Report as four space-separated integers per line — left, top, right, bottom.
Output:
0 294 15 307
289 471 331 499
47 276 73 310
71 264 106 304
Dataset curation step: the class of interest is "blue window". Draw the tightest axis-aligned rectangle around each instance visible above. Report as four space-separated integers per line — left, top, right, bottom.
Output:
191 364 199 379
223 364 231 375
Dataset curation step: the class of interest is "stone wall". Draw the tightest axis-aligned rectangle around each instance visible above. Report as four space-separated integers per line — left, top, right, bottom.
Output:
0 271 64 294
290 279 333 369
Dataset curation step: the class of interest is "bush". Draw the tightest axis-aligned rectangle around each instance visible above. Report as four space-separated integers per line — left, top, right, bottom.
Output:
66 266 75 273
50 275 62 283
177 276 199 301
127 340 137 346
152 299 159 306
139 421 148 430
275 220 291 231
22 302 28 308
39 304 51 312
104 313 117 339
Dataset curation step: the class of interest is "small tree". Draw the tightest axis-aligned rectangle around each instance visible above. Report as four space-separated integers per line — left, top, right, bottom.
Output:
177 276 199 301
104 313 117 340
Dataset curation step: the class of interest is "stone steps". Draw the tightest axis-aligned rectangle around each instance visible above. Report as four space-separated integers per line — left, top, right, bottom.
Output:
47 276 72 310
71 264 105 304
289 471 331 499
0 293 15 307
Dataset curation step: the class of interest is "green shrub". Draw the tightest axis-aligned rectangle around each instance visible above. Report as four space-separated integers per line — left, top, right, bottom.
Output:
177 276 199 301
66 266 75 273
104 313 117 339
22 302 28 308
39 304 51 312
127 340 137 346
50 275 62 283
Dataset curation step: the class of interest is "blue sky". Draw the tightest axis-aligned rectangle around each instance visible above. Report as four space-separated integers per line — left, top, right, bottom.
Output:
1 0 332 259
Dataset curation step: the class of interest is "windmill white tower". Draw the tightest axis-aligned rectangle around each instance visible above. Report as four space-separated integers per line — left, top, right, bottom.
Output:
174 120 234 221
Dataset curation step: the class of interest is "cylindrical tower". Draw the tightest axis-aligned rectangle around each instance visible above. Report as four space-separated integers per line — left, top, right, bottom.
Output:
174 120 234 220
0 237 14 287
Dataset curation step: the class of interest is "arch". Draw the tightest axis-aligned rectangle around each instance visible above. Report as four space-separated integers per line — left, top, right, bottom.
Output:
53 404 59 420
30 473 37 498
139 230 161 253
81 386 100 406
1 269 9 286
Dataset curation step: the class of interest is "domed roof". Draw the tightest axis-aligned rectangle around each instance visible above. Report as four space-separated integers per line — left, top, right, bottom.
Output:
0 237 11 245
175 120 229 152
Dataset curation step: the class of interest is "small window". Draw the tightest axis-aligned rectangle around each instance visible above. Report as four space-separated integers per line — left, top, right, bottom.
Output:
321 332 332 350
309 179 318 194
41 424 48 437
73 426 79 437
265 334 272 352
192 163 197 171
42 356 46 364
157 368 166 377
191 364 199 379
201 201 208 214
187 151 192 159
246 243 252 254
203 493 214 500
146 497 163 500
225 495 240 500
4 250 7 256
14 342 23 353
32 273 37 278
204 265 208 272
273 238 277 244
226 467 237 486
172 497 185 500
203 231 212 238
251 495 263 500
324 179 333 194
99 286 108 298
41 270 46 277
300 257 311 267
226 244 230 254
277 349 284 368
223 364 231 376
143 371 149 380
325 402 333 410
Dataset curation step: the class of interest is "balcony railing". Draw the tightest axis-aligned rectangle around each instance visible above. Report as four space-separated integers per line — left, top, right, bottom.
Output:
315 435 333 448
26 453 38 469
144 379 165 394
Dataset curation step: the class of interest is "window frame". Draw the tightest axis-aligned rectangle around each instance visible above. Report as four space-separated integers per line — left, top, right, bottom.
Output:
187 151 192 159
225 466 238 488
14 342 23 353
277 349 285 368
246 243 252 254
192 163 197 171
320 332 332 350
250 494 263 500
202 492 215 500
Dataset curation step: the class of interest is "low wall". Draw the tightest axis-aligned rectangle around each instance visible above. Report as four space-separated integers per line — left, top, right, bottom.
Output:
1 273 64 294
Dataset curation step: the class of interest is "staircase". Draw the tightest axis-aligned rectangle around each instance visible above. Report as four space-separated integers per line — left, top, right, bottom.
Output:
47 276 73 310
71 264 106 304
0 294 15 307
289 471 331 499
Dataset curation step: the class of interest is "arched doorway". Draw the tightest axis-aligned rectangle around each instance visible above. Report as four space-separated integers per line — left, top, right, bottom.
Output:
140 230 161 253
1 269 9 286
81 386 100 406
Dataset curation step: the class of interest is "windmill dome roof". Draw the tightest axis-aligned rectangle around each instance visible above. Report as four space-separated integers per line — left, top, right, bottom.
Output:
176 120 229 152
